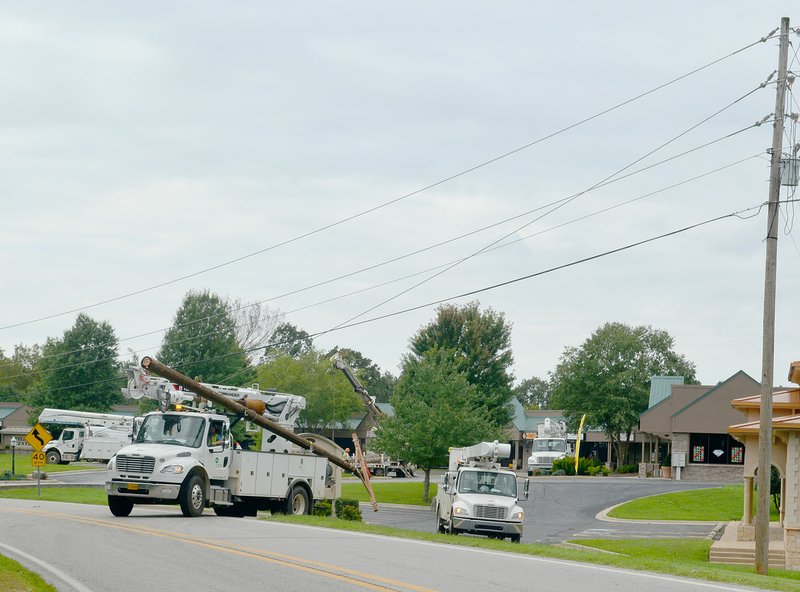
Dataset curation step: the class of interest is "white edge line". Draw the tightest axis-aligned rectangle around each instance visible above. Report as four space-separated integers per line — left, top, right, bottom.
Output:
0 541 96 592
268 521 755 592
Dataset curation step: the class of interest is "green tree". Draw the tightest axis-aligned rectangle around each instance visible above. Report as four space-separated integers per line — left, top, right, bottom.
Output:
256 350 361 431
159 290 250 384
0 344 43 402
549 322 697 466
373 352 503 502
408 301 514 427
264 322 313 361
30 314 121 414
513 376 550 409
326 346 397 403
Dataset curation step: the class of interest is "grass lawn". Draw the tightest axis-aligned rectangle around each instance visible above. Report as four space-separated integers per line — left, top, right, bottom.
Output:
608 484 780 521
341 481 436 506
0 553 57 592
0 452 104 476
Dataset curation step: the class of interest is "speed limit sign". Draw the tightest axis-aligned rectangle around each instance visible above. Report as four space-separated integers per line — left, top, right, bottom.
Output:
31 451 46 467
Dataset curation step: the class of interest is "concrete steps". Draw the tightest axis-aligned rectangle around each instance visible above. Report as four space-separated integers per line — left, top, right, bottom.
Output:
709 521 786 568
709 548 785 567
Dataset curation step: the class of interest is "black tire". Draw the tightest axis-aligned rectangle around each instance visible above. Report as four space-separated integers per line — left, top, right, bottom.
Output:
108 496 133 517
285 486 310 515
510 534 521 543
45 450 61 465
435 508 446 533
179 475 206 517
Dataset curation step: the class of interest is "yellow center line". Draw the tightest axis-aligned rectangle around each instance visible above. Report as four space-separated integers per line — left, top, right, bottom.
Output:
0 506 436 592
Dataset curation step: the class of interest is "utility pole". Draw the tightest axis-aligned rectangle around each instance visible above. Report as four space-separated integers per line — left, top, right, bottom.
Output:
755 16 790 575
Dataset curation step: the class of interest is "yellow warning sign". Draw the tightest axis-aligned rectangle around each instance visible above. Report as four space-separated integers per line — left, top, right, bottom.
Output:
24 423 53 452
31 451 46 466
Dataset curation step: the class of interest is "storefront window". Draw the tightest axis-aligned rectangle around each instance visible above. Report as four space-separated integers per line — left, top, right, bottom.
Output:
689 433 744 465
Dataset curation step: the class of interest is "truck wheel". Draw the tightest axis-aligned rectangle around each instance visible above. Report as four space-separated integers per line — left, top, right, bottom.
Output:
285 486 310 515
179 475 206 517
108 496 133 517
45 450 61 465
435 509 446 533
510 534 521 543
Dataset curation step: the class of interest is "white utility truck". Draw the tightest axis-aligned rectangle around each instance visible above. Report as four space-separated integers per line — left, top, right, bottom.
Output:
105 358 369 518
39 409 137 465
527 418 570 475
434 441 529 543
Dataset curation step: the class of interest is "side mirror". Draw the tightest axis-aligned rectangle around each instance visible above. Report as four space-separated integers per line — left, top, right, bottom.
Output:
519 478 530 501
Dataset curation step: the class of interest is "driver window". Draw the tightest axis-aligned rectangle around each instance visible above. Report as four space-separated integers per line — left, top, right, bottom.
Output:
208 421 225 447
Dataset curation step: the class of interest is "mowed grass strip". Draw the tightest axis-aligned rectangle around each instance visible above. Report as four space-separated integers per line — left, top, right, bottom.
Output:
608 485 780 521
0 453 104 475
0 487 106 505
266 515 800 592
341 481 436 506
0 553 58 592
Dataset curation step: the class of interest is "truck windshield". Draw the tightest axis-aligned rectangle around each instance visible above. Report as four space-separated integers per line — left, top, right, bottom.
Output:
458 470 517 498
533 439 566 452
135 415 206 448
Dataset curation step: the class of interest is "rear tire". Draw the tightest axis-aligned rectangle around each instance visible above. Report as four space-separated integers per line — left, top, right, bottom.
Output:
179 475 206 517
108 496 133 517
285 486 310 515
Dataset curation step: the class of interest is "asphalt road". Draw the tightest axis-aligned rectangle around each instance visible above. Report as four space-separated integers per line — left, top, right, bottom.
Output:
42 467 725 544
0 499 755 592
361 475 723 544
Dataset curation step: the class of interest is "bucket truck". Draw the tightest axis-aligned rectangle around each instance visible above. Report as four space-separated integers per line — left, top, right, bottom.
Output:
434 441 529 543
526 418 570 475
105 358 375 518
38 409 137 465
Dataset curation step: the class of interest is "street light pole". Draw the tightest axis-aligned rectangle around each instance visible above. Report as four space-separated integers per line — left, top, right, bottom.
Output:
10 437 17 477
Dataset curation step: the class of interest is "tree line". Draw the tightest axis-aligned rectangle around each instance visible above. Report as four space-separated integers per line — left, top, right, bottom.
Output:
0 291 697 492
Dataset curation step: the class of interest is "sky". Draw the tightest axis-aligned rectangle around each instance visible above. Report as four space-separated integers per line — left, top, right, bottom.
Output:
1 2 799 389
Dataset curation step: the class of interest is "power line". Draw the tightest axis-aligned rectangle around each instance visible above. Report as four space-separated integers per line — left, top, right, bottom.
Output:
0 150 762 382
20 202 766 397
0 32 778 333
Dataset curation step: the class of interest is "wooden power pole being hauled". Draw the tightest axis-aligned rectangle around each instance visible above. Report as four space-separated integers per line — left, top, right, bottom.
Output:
755 15 790 575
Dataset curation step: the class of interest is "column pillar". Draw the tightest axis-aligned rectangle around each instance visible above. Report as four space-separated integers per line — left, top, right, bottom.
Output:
743 476 754 526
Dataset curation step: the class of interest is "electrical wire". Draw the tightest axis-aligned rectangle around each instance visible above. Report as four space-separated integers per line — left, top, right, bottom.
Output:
0 31 779 333
26 201 766 397
3 129 762 380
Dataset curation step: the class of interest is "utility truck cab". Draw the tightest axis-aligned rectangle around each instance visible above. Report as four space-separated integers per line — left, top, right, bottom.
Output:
434 441 528 543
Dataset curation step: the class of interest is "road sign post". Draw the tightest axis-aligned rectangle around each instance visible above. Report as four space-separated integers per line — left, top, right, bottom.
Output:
24 424 52 498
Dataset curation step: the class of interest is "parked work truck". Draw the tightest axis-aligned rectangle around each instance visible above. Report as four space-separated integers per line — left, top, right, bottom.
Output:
527 418 570 475
434 441 529 543
39 409 137 465
105 357 375 518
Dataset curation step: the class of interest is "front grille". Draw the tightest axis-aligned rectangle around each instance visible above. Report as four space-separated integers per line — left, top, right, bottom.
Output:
474 505 507 519
117 455 155 474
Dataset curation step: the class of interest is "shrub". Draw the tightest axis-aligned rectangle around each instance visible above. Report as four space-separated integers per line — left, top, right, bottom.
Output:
313 500 332 517
551 457 576 475
335 498 362 521
616 464 638 474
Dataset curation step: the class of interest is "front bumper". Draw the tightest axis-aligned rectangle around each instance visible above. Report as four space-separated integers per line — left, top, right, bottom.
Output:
452 517 522 536
105 479 181 499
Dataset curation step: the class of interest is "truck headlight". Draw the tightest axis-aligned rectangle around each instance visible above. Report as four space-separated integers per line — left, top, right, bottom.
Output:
511 511 524 521
160 465 185 474
107 458 115 471
453 506 468 516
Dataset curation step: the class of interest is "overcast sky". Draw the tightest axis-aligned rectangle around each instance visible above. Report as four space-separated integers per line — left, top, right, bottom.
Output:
2 3 799 390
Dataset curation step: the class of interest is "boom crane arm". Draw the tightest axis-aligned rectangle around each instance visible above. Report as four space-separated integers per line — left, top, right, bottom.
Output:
137 357 378 510
331 353 384 423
